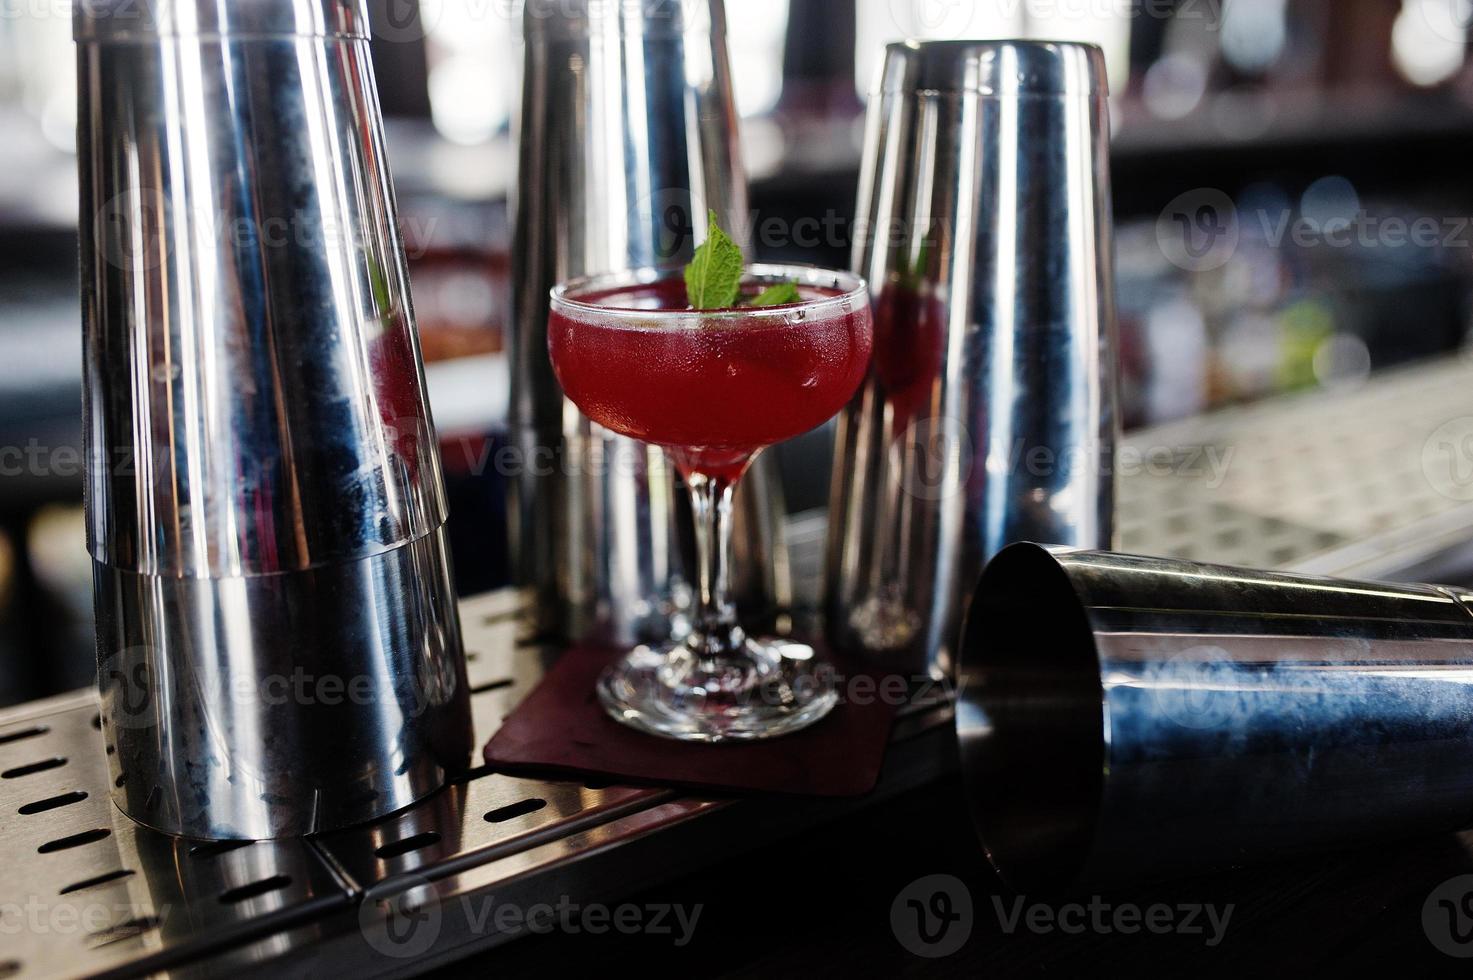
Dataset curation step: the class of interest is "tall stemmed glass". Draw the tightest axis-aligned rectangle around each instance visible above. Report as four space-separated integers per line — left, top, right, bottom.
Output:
548 264 873 741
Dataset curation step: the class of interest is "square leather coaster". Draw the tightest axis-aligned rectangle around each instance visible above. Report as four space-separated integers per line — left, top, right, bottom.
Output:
484 644 901 797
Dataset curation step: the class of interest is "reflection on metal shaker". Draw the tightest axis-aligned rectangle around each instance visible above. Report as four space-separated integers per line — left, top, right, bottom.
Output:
826 40 1119 677
509 0 788 650
960 544 1473 888
78 0 471 839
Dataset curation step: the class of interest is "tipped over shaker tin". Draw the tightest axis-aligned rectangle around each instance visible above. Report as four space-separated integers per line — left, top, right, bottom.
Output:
78 0 471 838
961 544 1473 888
825 40 1119 678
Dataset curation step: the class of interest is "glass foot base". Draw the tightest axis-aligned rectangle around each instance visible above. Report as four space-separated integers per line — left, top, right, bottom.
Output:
596 637 838 742
847 591 922 651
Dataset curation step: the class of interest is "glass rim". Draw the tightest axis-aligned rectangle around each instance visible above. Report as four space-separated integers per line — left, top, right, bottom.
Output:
549 263 869 326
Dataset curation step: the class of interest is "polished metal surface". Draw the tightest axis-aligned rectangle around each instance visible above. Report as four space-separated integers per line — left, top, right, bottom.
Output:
74 0 368 41
0 528 951 979
0 701 348 979
826 40 1119 679
7 361 1473 973
959 543 1473 890
79 0 446 575
93 529 471 840
510 0 787 649
76 0 469 837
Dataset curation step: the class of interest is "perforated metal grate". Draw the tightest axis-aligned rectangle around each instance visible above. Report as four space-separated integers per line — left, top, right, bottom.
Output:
1118 355 1473 578
0 701 346 978
0 591 707 979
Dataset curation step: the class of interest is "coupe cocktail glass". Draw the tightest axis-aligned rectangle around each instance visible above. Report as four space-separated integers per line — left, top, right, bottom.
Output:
549 264 873 741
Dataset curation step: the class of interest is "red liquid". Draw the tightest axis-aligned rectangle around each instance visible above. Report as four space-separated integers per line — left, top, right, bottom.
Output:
873 282 947 425
549 278 873 481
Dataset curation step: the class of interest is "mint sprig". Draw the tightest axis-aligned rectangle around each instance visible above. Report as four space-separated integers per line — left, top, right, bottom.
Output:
750 282 801 306
684 210 743 309
683 210 801 310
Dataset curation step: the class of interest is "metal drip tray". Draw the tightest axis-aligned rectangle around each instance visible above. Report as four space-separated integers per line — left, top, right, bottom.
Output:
6 354 1473 977
0 588 951 978
0 699 346 978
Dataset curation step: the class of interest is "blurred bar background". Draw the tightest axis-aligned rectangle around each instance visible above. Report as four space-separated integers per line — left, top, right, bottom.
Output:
2 0 1471 704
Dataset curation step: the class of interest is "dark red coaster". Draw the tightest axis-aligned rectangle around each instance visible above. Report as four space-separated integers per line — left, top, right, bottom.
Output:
484 644 901 797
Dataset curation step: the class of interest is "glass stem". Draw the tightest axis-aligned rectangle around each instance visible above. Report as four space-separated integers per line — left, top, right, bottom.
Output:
685 472 743 657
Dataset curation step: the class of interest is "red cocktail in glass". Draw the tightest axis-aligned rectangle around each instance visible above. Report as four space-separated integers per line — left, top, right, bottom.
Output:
549 264 873 741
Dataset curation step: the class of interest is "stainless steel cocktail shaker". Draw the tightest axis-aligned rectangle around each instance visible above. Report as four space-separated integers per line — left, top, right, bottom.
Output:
78 0 471 839
826 41 1119 678
511 0 787 648
960 544 1473 888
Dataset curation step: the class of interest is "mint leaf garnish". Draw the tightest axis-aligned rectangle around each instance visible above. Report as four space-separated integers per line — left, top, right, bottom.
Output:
898 241 931 291
682 210 803 309
750 282 801 307
684 209 743 309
